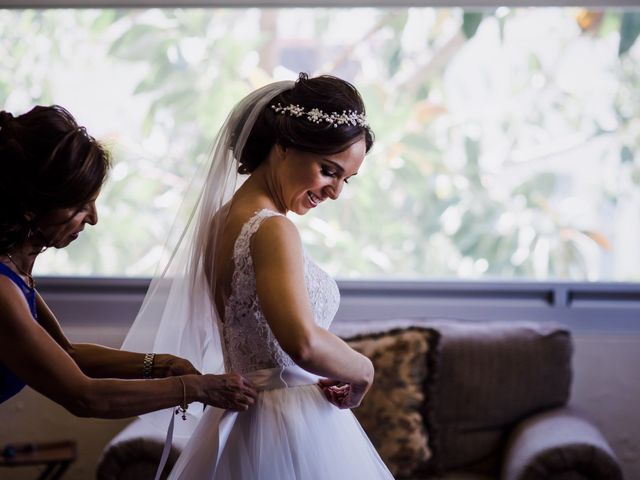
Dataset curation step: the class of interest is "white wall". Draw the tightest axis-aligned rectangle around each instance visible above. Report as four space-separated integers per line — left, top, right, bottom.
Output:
0 390 131 480
571 335 640 478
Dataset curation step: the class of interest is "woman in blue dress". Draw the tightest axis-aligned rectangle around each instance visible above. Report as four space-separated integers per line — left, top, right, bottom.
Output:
0 105 256 417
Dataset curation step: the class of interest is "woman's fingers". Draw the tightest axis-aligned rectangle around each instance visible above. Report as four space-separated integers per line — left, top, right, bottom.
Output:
225 373 258 397
319 382 365 409
201 373 260 410
163 355 201 376
318 381 354 408
323 388 344 408
318 378 341 388
239 377 258 398
228 377 258 410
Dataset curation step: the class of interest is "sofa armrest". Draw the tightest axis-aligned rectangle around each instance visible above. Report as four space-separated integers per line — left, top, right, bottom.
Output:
97 418 189 480
96 437 175 480
501 407 623 480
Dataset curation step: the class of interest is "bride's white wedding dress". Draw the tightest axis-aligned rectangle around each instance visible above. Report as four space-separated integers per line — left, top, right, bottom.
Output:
168 209 394 479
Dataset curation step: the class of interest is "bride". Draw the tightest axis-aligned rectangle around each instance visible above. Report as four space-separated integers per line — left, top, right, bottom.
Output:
123 73 394 479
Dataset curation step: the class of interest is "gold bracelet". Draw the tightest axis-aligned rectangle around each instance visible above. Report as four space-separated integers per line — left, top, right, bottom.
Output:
142 353 155 379
176 377 188 421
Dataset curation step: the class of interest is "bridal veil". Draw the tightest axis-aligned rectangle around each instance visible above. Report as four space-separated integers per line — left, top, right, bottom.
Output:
121 79 295 432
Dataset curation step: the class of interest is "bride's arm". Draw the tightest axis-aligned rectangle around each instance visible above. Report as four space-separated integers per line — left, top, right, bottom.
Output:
252 216 374 390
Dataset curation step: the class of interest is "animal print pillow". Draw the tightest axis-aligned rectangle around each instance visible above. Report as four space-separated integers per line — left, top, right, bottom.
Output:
344 327 439 478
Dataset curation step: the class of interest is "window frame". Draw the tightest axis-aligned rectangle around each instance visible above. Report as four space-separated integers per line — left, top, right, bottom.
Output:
38 276 640 336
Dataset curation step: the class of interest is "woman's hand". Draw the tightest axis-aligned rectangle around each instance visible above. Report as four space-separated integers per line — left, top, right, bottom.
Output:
156 354 200 377
197 373 258 411
318 355 374 409
318 378 370 409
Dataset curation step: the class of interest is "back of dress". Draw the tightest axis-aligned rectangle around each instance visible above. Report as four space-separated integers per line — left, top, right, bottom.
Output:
169 208 394 480
222 209 340 374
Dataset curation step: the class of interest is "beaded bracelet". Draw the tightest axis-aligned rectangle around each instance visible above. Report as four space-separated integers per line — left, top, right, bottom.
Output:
176 377 188 421
142 352 155 379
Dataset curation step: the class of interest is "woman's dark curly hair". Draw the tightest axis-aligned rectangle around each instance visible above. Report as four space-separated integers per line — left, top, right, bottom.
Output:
233 73 374 174
0 105 111 253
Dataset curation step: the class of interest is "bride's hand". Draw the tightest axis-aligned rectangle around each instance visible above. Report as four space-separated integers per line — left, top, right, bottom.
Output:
318 379 369 409
318 379 346 407
199 373 258 411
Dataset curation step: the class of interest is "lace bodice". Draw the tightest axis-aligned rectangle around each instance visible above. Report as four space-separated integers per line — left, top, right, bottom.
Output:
222 209 340 373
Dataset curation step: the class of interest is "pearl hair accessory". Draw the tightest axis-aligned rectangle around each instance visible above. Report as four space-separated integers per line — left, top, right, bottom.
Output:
270 103 369 128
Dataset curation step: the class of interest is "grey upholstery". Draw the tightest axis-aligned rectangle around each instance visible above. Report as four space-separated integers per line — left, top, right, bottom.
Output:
429 320 572 473
502 407 623 480
331 318 620 480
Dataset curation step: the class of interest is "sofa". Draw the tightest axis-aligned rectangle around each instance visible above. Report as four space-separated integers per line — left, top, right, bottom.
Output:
97 318 623 480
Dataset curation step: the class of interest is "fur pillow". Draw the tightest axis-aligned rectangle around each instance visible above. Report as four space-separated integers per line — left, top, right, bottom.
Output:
344 327 439 478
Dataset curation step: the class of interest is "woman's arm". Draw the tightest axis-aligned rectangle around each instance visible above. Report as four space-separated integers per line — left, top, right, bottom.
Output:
35 294 197 379
251 217 374 394
0 279 256 417
67 344 197 379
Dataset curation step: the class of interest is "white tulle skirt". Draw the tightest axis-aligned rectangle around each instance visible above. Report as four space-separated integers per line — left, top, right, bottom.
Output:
168 366 394 480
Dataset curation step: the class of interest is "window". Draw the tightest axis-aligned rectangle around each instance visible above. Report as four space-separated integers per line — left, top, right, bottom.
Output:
2 6 638 281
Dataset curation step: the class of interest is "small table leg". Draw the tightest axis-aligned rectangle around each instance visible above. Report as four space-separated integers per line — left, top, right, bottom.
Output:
37 460 71 480
0 440 76 480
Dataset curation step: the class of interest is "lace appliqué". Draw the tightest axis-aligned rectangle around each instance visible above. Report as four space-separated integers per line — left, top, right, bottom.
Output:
223 209 340 373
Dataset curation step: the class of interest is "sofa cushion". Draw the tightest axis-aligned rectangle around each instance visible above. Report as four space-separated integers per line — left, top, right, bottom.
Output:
428 320 572 473
343 326 440 478
334 318 573 475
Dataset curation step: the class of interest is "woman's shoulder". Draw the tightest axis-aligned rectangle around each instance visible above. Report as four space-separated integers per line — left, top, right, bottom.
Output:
250 213 304 273
251 209 296 239
242 210 301 259
225 206 298 256
0 274 34 324
229 205 292 238
0 269 26 299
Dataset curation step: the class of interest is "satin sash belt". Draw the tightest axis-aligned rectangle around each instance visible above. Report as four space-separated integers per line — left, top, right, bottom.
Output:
245 364 320 391
154 365 320 480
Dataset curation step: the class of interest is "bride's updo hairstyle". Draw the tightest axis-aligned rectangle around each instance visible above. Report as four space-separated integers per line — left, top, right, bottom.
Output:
0 105 111 253
234 72 374 174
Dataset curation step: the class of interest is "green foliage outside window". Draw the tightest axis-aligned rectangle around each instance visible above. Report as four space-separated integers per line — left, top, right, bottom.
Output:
1 7 639 281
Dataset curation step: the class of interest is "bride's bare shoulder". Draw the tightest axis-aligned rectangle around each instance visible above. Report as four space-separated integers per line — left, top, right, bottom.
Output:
224 202 290 231
251 213 300 258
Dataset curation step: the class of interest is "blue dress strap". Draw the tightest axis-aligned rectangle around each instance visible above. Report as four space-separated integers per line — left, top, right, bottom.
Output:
0 263 37 318
0 262 40 404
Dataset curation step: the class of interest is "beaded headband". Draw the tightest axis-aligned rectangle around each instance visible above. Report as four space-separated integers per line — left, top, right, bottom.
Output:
270 103 369 128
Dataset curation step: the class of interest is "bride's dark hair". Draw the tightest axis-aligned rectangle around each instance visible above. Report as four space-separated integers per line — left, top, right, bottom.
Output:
234 72 374 174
